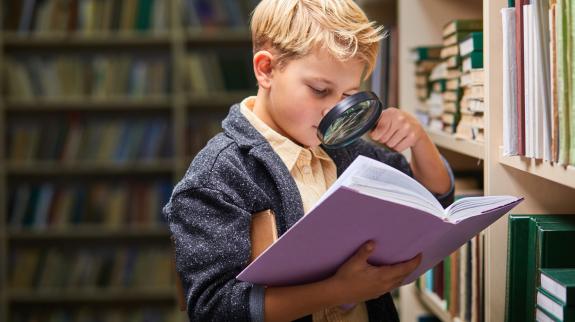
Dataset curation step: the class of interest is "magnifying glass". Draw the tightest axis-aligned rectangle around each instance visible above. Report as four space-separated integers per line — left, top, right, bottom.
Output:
317 91 385 149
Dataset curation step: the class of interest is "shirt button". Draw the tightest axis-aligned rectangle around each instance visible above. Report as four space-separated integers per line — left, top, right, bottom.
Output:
303 166 311 174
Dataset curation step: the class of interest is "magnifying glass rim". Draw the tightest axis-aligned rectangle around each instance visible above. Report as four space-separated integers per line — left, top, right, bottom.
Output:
318 91 383 149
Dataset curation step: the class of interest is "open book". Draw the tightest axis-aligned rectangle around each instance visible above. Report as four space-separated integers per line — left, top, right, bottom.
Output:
237 155 523 287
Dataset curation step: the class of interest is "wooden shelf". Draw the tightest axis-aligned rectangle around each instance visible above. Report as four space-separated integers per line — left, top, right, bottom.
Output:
3 32 171 48
186 29 251 44
5 160 175 176
415 287 461 322
7 289 176 303
427 130 485 160
5 97 172 112
8 227 170 241
499 150 575 190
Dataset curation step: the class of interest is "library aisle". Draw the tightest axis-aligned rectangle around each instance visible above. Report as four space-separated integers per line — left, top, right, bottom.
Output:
3 0 575 322
1 0 257 321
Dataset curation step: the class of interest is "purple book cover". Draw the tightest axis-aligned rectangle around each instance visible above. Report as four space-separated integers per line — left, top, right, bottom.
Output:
237 187 523 287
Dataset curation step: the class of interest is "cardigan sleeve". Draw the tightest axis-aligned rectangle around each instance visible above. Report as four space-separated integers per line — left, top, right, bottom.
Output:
163 184 264 322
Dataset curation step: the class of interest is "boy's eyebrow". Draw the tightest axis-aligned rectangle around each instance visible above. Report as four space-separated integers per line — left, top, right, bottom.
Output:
308 77 359 92
309 77 334 85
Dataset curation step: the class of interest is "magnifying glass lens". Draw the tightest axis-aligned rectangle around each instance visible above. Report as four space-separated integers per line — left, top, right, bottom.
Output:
317 91 383 149
322 100 378 145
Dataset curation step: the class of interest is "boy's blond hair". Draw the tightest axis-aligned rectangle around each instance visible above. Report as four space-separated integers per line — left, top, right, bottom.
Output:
250 0 385 77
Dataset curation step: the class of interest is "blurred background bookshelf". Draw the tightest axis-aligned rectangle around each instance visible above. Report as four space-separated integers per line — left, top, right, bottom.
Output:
0 0 258 321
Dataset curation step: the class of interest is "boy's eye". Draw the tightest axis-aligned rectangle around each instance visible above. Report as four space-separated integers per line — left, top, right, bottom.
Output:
309 86 328 96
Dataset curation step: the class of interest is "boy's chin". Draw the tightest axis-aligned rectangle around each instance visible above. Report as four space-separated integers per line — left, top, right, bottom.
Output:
302 138 322 148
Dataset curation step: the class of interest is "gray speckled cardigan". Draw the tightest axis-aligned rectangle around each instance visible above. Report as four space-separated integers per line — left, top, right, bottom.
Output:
163 104 454 322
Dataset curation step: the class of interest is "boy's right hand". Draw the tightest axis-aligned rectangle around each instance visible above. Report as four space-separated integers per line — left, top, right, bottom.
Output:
329 241 422 304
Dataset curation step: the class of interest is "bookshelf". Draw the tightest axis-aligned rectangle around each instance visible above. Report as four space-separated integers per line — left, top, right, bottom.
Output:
0 0 257 321
415 287 462 322
427 130 485 160
498 151 575 190
396 0 575 321
8 288 177 304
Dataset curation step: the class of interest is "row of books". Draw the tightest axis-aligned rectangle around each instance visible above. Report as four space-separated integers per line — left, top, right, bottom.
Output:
186 51 256 93
7 118 173 162
412 19 485 143
417 234 485 322
4 0 171 34
183 0 259 30
506 215 575 322
416 177 485 322
6 56 172 100
9 246 174 290
7 181 172 229
501 0 575 165
12 308 175 322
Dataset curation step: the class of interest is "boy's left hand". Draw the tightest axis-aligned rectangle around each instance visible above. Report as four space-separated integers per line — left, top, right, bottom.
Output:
369 107 425 152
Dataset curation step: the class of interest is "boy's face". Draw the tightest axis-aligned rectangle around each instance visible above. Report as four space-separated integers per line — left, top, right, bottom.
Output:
263 48 365 147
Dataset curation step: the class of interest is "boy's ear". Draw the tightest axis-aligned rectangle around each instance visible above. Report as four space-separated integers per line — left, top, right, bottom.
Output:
253 50 274 89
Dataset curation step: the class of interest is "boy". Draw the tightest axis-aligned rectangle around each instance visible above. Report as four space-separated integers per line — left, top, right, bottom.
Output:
163 0 454 321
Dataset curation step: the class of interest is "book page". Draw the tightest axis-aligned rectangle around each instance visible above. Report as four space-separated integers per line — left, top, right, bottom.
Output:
313 155 443 213
445 195 521 222
347 176 443 217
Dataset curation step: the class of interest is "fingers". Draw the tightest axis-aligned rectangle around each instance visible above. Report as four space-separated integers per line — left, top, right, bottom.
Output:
370 109 407 146
385 125 410 149
350 240 375 264
379 253 423 282
370 116 392 141
389 131 418 152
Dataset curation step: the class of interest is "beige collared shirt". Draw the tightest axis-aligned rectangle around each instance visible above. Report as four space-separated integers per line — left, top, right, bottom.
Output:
240 96 369 322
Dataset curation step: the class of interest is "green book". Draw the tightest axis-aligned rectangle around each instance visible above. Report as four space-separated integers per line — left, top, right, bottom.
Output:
570 0 575 166
459 32 484 57
557 0 571 165
540 269 575 306
506 215 575 322
443 31 473 46
431 79 447 93
136 0 154 31
528 218 575 321
536 306 562 322
443 20 483 38
537 222 575 269
462 52 484 72
537 288 575 321
506 215 532 322
410 46 442 62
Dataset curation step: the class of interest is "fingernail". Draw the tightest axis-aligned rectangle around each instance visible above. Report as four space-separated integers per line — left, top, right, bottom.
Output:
366 241 374 251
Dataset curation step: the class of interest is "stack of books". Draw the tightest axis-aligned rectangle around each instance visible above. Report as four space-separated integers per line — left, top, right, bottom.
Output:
410 46 443 130
537 269 575 322
507 215 575 322
457 32 485 142
440 19 483 137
